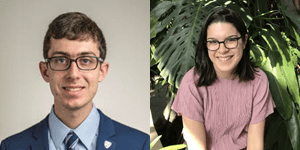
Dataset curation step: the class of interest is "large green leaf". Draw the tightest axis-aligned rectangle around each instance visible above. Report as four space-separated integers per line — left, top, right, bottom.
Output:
289 25 300 61
264 112 286 149
226 1 252 28
253 0 271 28
250 43 268 67
290 25 300 47
266 25 300 106
151 1 175 34
151 0 252 88
253 24 300 149
260 64 292 120
151 14 159 39
150 135 162 149
151 45 158 67
284 102 300 149
278 122 293 150
280 0 300 33
257 24 300 120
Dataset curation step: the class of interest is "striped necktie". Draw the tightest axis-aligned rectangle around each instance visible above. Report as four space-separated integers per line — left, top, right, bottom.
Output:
65 131 79 150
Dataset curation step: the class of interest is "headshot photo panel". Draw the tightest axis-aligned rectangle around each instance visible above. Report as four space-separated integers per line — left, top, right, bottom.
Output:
0 0 149 149
148 0 300 149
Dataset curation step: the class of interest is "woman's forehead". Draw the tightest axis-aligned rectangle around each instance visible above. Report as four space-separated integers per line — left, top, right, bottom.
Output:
207 22 240 39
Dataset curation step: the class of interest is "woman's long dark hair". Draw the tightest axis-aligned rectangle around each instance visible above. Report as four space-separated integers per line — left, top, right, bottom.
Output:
194 7 257 87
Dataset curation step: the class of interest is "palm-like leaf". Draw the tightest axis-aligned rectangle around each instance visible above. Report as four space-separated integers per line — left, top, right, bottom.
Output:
259 24 300 119
252 24 300 149
281 0 300 33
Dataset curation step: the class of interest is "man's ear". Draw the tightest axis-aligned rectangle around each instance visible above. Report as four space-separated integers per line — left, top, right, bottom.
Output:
39 61 50 83
98 62 109 82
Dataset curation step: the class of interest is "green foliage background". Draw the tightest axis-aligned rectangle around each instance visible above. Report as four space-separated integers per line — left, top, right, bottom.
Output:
150 0 300 149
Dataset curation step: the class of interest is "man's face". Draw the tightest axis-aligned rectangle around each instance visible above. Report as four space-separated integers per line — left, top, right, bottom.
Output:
39 38 108 111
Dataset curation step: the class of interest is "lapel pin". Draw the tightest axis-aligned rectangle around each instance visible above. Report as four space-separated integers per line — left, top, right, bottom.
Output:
104 140 112 149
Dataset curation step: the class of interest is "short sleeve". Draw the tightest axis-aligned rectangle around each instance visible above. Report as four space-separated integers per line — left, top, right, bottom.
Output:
250 70 275 124
171 69 204 122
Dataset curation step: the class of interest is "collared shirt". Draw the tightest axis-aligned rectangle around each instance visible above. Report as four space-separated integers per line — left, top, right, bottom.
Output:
48 105 100 150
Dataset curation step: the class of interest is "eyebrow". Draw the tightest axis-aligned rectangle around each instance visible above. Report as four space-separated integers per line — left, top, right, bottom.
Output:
207 35 239 40
50 51 97 57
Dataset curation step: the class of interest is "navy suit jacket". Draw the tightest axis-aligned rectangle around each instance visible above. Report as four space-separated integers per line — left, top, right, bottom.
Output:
0 109 149 150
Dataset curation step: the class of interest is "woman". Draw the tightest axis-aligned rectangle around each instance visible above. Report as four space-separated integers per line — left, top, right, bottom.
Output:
172 7 275 150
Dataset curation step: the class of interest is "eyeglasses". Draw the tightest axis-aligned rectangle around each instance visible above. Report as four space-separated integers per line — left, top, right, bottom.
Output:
46 56 104 71
206 37 242 51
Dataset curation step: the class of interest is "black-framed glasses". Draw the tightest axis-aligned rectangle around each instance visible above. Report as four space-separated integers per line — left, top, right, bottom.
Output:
46 56 104 71
206 37 242 51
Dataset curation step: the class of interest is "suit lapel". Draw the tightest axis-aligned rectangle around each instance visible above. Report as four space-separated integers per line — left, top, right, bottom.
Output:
96 109 116 150
27 110 115 150
30 116 50 150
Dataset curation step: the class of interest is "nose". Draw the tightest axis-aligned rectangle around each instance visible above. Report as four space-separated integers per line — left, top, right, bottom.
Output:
66 61 80 80
218 42 229 54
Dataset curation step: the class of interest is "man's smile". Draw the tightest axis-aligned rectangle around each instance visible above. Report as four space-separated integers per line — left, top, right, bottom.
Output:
62 86 85 92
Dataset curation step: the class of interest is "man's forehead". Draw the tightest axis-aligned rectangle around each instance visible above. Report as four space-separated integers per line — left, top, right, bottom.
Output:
49 38 99 57
50 51 97 57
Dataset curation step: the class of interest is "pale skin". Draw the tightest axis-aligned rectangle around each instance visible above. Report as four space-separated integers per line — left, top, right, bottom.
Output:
247 120 265 150
182 116 206 150
39 37 109 129
182 22 265 149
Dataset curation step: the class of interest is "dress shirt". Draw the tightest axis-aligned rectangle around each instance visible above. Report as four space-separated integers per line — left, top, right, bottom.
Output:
48 105 100 150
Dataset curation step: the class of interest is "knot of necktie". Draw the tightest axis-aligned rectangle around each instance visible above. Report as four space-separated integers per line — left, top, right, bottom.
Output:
64 131 79 150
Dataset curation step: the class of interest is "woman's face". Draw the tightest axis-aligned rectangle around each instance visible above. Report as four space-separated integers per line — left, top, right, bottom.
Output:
206 22 247 79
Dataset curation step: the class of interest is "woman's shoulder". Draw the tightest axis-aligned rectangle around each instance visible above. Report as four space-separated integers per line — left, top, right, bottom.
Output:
253 68 269 84
180 67 199 85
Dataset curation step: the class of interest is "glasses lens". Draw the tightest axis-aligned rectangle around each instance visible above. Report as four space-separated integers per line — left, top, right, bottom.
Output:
77 56 98 70
225 38 238 49
207 40 219 51
50 57 70 70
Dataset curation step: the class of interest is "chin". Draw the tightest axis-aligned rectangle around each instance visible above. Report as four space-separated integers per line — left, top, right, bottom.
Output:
220 68 235 73
63 99 90 110
214 65 234 73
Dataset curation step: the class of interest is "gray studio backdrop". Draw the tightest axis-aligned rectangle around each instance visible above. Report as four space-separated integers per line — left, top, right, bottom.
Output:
0 0 149 141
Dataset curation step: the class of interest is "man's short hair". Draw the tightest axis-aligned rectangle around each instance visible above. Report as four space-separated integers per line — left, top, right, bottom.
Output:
43 12 106 60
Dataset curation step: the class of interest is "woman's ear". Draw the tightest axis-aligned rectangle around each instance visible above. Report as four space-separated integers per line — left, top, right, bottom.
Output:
39 61 50 82
243 34 249 49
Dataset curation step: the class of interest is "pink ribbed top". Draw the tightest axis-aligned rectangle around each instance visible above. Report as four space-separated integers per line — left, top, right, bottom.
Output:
172 67 275 150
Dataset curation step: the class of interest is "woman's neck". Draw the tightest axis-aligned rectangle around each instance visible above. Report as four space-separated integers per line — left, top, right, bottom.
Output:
216 70 238 79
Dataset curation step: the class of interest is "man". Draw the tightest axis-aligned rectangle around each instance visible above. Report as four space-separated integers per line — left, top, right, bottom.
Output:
0 12 149 150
